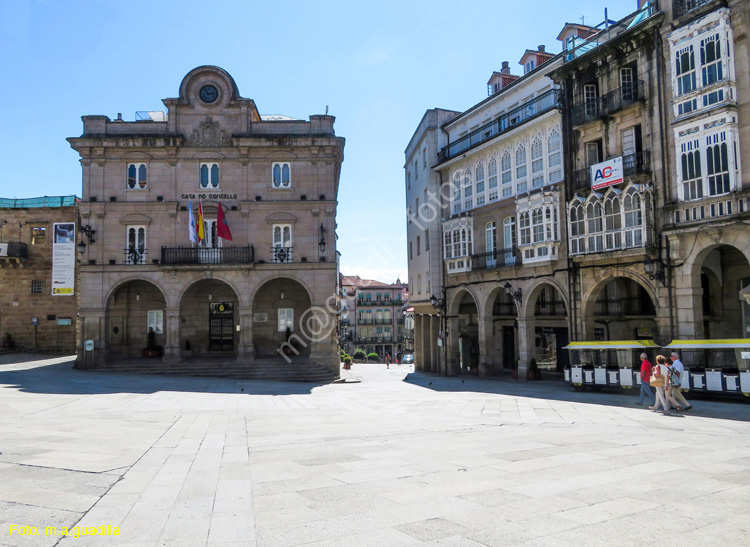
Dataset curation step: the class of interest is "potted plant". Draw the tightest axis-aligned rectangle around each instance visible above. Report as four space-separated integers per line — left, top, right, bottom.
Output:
2 333 14 349
182 340 193 358
142 328 163 358
343 355 352 370
353 349 366 362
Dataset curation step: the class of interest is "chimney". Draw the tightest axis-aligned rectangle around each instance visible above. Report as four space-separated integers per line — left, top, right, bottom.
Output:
538 45 546 52
501 61 510 74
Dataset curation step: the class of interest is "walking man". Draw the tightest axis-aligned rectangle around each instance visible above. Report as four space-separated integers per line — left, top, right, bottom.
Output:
668 352 692 411
636 352 655 406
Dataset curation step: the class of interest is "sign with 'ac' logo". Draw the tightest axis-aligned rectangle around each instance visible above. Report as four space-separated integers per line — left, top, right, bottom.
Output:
590 156 623 191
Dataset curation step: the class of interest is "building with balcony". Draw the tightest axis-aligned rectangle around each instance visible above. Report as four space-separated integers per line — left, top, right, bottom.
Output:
420 42 571 378
341 275 407 358
549 1 670 344
660 0 750 354
68 66 345 375
0 196 79 353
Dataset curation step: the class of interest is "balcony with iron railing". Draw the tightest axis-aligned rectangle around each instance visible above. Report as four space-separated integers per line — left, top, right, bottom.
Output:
470 246 521 270
572 150 651 193
356 299 402 307
437 89 561 164
270 246 293 264
161 246 254 265
673 0 714 19
0 242 28 260
571 81 646 126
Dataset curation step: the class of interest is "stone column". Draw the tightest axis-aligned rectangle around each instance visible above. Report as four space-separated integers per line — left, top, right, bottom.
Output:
163 307 181 364
307 307 338 374
427 315 434 372
516 318 535 382
236 306 254 363
447 316 460 376
414 315 424 371
477 316 492 377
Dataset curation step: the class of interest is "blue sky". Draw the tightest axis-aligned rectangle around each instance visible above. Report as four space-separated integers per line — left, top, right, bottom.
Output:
0 0 638 282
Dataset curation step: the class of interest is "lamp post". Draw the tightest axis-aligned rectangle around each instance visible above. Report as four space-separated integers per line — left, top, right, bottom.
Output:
644 256 666 286
78 224 96 255
318 224 326 261
503 282 522 302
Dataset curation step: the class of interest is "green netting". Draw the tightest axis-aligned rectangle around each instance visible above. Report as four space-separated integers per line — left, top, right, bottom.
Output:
0 196 79 208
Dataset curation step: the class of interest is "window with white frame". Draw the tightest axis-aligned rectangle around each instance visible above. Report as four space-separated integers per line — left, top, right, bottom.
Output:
681 139 702 200
623 187 643 247
532 208 544 243
475 162 485 195
200 162 220 189
700 33 723 87
126 225 147 264
707 131 730 196
444 231 452 259
531 138 544 189
497 152 510 197
675 45 696 96
586 202 603 252
272 224 293 263
442 224 472 259
272 162 291 188
278 308 294 331
488 157 498 189
127 163 147 189
463 169 472 198
515 145 527 194
503 216 516 264
453 172 461 212
570 202 585 254
604 192 622 250
548 131 562 183
485 221 496 267
147 310 163 334
519 212 531 245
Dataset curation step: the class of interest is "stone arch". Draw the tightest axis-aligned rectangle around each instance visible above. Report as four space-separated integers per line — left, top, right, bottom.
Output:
249 273 318 307
179 278 241 355
178 65 240 103
686 241 750 282
176 274 246 307
191 151 226 160
448 287 480 316
581 271 657 321
104 276 171 309
521 278 569 319
251 277 315 357
105 278 168 359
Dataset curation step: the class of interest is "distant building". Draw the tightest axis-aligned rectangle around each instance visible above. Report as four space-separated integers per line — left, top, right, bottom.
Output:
341 276 407 357
67 66 345 378
0 196 79 354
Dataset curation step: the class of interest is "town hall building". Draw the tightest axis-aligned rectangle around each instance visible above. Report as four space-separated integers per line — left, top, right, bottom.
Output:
68 66 345 379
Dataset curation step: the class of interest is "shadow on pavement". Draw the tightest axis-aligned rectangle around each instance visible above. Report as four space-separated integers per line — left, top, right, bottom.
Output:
403 371 750 423
0 356 323 396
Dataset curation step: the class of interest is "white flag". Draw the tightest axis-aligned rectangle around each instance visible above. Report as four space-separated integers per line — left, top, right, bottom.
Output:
188 200 197 243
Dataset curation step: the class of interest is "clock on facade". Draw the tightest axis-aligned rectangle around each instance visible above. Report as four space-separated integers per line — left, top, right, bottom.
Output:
199 85 218 104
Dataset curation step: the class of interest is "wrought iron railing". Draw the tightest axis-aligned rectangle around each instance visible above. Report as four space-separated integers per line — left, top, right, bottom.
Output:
572 150 651 192
161 246 254 265
572 81 645 126
470 246 520 270
673 0 714 18
356 299 403 307
124 247 147 265
271 246 293 264
438 89 561 163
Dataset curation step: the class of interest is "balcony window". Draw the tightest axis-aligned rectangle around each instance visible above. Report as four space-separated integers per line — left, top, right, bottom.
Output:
272 162 291 188
488 157 498 189
126 225 147 264
200 162 220 189
272 224 292 263
570 203 586 254
681 139 702 201
531 137 544 189
604 194 622 250
623 188 643 247
700 34 723 87
532 208 544 243
515 145 527 194
675 45 697 96
707 133 730 196
519 212 531 246
583 83 598 117
503 216 516 265
475 163 485 194
548 131 562 183
485 222 497 267
586 202 603 252
501 151 512 197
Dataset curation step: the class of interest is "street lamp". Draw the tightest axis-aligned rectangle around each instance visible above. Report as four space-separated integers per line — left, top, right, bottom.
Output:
644 256 666 286
318 224 326 257
430 294 445 311
504 282 522 302
78 224 96 255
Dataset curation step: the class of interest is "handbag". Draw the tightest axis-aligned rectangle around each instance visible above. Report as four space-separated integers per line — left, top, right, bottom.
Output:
650 365 665 387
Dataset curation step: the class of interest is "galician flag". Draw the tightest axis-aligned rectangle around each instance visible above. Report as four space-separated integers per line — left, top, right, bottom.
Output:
188 200 197 244
216 201 233 241
197 200 206 245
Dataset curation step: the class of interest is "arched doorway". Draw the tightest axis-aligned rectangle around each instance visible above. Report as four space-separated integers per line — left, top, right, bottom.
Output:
489 289 517 370
252 278 313 358
531 283 568 372
179 279 239 355
451 290 479 374
106 279 166 359
586 277 657 341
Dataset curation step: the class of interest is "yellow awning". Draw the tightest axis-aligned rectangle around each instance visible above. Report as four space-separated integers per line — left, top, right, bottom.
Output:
664 339 750 349
564 340 660 350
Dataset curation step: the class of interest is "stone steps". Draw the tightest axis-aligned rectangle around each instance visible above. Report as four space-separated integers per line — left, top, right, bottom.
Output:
92 359 339 382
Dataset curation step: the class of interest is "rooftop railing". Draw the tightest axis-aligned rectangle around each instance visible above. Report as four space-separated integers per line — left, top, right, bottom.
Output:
673 0 714 19
438 89 561 163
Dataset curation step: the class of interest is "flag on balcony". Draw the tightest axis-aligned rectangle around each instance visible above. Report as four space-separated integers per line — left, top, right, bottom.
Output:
197 200 206 245
216 201 233 241
188 200 197 244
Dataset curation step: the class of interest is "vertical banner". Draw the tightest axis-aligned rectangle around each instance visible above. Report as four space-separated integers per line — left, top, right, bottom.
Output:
52 223 75 295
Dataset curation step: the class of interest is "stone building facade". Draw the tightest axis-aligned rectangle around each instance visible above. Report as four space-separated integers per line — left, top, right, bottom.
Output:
0 196 79 353
341 275 407 358
68 66 345 375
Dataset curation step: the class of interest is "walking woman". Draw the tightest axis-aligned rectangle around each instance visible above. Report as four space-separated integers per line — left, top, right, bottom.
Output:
649 355 670 414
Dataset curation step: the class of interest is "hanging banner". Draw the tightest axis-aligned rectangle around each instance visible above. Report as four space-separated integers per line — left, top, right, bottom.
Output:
52 223 75 295
590 156 623 191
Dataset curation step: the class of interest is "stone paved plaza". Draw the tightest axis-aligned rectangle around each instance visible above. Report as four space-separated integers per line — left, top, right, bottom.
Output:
1 355 749 547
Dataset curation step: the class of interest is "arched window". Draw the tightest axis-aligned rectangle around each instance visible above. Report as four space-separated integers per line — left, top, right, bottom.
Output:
272 162 291 188
586 200 603 252
488 157 498 188
501 151 512 197
503 216 516 264
127 163 147 189
444 231 453 259
475 163 485 194
681 139 702 200
452 172 462 213
531 137 544 189
200 162 220 189
532 208 544 243
463 168 472 201
485 221 497 267
570 203 585 254
624 187 643 247
515 145 527 194
519 211 531 246
548 131 562 183
604 193 622 250
706 133 730 196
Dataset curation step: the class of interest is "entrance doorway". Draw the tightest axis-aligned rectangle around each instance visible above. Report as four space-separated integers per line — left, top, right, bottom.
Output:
209 302 234 351
502 326 515 369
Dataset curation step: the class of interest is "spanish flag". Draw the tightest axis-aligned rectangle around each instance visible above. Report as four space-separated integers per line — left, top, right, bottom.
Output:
197 200 206 245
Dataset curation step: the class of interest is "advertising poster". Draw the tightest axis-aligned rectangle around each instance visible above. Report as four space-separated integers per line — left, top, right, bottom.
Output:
590 156 624 191
52 223 75 295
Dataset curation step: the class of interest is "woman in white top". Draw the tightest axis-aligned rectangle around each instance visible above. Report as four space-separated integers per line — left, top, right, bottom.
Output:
649 355 670 414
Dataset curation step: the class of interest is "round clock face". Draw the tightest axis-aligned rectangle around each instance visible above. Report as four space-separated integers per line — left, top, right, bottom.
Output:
199 85 218 104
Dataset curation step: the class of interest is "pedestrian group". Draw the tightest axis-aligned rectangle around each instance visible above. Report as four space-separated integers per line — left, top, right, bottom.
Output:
636 351 693 414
